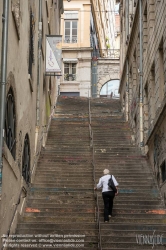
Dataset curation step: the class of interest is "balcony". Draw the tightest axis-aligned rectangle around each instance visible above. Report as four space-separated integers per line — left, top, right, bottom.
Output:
64 74 77 81
108 49 120 59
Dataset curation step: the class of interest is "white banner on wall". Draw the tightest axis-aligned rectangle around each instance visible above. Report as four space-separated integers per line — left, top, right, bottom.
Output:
46 35 62 74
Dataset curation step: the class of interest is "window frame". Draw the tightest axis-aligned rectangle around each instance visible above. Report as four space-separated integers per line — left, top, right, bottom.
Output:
64 20 78 43
64 62 77 81
64 11 78 44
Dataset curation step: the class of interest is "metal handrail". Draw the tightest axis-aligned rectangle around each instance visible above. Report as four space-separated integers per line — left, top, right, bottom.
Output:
88 97 102 250
1 186 27 250
96 194 102 250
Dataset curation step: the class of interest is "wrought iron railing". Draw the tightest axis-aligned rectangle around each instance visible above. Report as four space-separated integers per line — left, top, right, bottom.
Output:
64 73 76 81
64 36 77 43
107 49 120 59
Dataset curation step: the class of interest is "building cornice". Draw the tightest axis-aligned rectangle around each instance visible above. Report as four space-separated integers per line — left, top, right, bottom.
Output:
62 47 93 51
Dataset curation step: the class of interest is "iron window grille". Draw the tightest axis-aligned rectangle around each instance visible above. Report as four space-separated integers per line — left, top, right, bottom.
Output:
22 134 31 184
4 88 16 159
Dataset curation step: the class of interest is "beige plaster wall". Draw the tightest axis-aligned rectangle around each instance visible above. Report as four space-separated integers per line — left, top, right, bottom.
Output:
0 0 62 242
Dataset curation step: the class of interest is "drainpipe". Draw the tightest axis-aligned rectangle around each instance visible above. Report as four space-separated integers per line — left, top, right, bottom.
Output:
36 0 42 126
0 0 9 191
125 0 129 121
126 59 129 121
35 0 42 152
139 0 144 147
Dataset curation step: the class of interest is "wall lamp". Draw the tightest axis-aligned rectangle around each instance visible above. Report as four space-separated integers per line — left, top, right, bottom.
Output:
67 0 71 2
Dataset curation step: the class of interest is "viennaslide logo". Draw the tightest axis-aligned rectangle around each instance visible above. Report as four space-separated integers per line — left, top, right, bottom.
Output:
136 230 163 248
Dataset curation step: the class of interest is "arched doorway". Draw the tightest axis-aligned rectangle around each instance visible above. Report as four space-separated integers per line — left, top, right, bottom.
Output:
100 79 120 98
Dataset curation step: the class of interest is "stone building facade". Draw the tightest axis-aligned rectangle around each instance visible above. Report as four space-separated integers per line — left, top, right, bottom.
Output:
0 0 63 240
60 0 119 98
119 0 166 200
60 0 92 97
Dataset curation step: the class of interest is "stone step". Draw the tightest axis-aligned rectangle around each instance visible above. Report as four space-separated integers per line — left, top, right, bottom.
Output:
101 200 162 205
99 213 166 219
7 246 97 250
100 229 166 236
100 223 166 230
22 216 95 223
34 174 152 179
26 202 96 207
33 179 155 186
24 207 95 214
31 184 94 188
101 243 165 249
99 217 166 224
37 165 149 169
17 222 97 230
29 189 93 194
26 199 161 206
28 190 160 199
100 235 166 243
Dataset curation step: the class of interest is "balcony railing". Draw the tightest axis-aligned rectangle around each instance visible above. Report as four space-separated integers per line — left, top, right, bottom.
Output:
64 36 77 43
107 49 120 59
64 73 76 81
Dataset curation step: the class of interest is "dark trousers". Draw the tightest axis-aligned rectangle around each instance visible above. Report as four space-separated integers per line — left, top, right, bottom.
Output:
102 191 115 221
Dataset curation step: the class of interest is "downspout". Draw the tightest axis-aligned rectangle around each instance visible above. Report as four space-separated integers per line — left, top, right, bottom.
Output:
35 0 42 152
0 0 9 191
125 0 129 121
139 0 144 147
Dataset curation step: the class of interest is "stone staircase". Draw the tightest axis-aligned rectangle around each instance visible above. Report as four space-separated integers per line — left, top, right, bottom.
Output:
7 96 98 250
6 96 166 250
90 98 166 249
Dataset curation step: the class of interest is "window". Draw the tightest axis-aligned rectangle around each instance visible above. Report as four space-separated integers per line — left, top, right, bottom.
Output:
5 88 16 159
64 21 77 43
161 161 166 183
143 3 147 52
64 63 77 81
150 63 155 122
28 9 35 77
22 134 31 184
64 11 78 43
144 82 149 131
159 38 165 101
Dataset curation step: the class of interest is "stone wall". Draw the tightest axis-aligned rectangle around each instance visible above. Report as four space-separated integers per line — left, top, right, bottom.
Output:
97 59 120 96
0 0 63 242
119 0 166 198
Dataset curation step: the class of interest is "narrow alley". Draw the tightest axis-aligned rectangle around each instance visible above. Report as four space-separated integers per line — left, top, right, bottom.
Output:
6 96 166 250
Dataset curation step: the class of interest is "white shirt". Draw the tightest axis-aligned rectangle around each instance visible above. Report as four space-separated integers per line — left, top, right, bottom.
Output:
97 174 119 192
